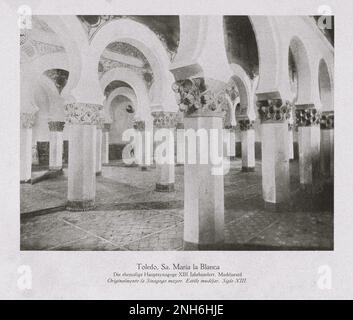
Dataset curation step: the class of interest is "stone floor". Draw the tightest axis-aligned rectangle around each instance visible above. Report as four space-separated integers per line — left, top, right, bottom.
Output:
20 159 334 251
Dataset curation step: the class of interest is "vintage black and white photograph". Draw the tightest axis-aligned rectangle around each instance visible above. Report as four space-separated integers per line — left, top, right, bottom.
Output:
19 14 334 251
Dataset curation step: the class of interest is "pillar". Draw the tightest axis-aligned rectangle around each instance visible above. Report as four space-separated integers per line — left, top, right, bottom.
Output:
48 121 65 171
102 123 111 165
175 122 185 165
295 105 321 189
20 112 35 183
152 111 178 192
258 98 291 210
238 118 255 172
64 103 102 211
133 120 148 171
173 78 225 249
320 111 334 180
96 122 103 176
288 124 294 160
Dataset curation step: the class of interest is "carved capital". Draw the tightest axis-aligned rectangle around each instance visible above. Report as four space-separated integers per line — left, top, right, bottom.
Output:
172 78 227 117
320 111 334 130
96 117 106 130
64 103 103 125
257 99 293 123
133 120 145 131
295 105 321 127
103 123 111 132
21 112 36 129
152 111 178 129
238 118 255 131
48 121 65 132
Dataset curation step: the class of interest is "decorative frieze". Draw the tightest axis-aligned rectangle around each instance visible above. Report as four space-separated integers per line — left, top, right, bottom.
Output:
320 111 334 130
295 105 321 127
257 99 292 123
172 78 227 117
20 112 36 129
48 121 65 132
152 111 178 129
238 118 255 131
64 103 103 125
133 120 145 131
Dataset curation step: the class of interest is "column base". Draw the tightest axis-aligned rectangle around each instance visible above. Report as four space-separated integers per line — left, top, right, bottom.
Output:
156 183 175 192
49 167 63 171
96 171 102 176
242 166 255 172
66 200 95 212
264 201 290 212
183 241 225 251
20 179 31 184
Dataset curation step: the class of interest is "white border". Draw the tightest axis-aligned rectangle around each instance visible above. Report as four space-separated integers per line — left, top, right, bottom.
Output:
1 0 353 300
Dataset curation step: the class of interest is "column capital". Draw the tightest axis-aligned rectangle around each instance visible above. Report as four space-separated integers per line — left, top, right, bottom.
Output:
102 123 111 132
20 112 36 129
64 103 103 125
96 118 105 130
320 111 334 130
133 120 145 131
172 77 228 118
151 111 178 129
295 104 321 127
257 99 293 124
238 118 255 131
48 121 65 132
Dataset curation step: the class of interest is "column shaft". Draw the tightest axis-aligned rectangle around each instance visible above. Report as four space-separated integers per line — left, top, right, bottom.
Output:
20 127 32 182
288 124 294 160
258 99 292 210
20 113 35 183
183 116 224 248
102 124 110 165
96 127 102 175
239 119 255 172
152 111 177 192
295 106 321 188
48 121 65 171
64 103 102 211
320 111 334 180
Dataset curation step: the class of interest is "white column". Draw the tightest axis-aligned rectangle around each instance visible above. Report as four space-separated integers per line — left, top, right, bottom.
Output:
152 111 177 192
296 106 321 188
20 112 35 183
258 99 291 210
96 124 103 176
239 118 255 172
173 78 225 249
288 124 294 160
64 103 102 211
48 121 65 171
320 111 334 180
133 120 151 171
102 123 110 165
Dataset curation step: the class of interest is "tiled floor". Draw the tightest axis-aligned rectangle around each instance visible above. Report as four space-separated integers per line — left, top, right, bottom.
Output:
20 159 333 251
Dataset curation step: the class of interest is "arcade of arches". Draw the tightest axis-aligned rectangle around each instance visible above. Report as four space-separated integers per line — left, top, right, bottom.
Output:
20 15 334 250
